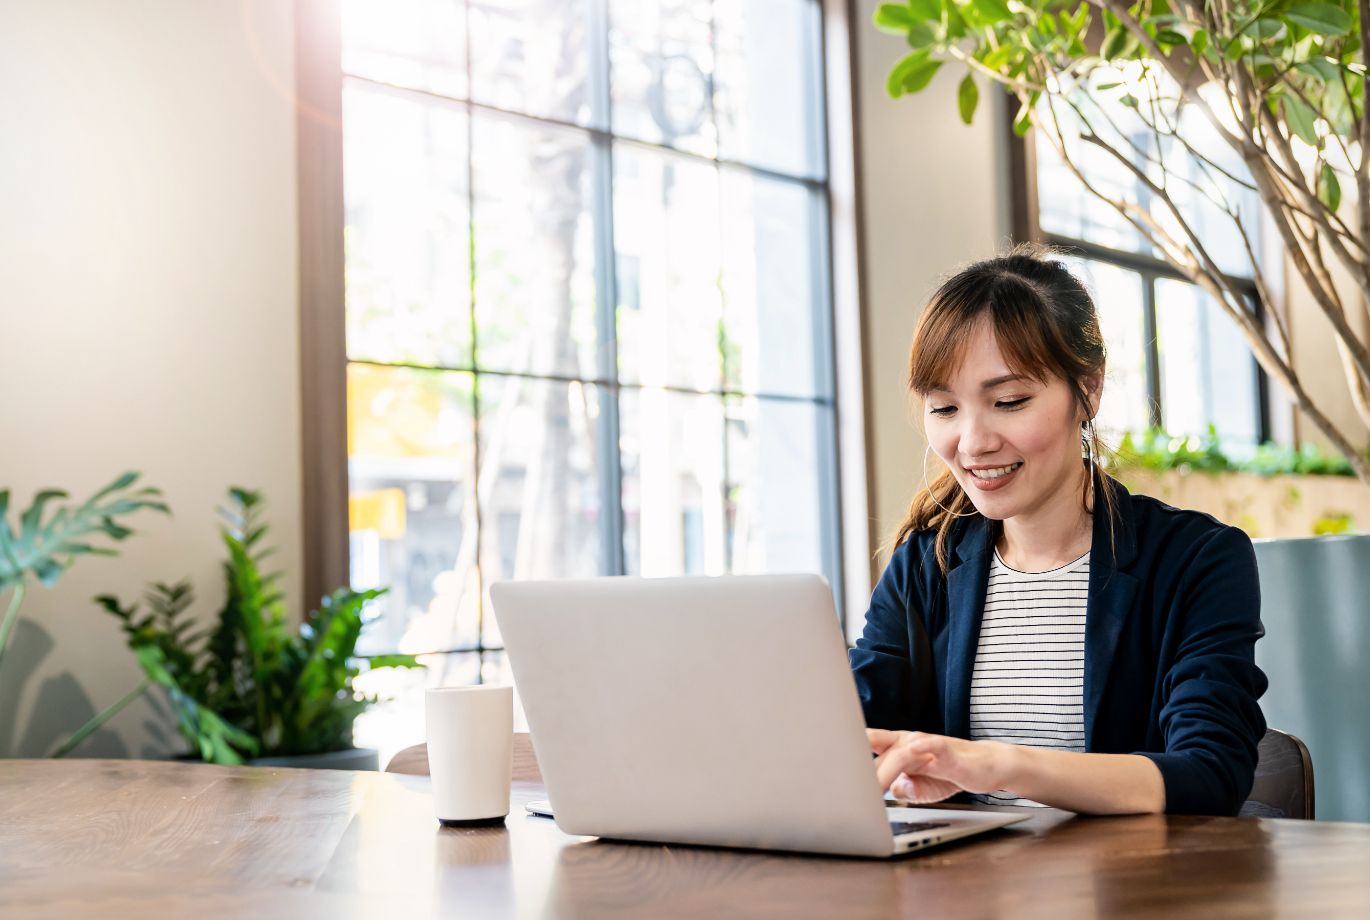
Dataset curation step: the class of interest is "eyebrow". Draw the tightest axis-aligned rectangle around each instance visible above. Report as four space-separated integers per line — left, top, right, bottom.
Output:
928 374 1031 394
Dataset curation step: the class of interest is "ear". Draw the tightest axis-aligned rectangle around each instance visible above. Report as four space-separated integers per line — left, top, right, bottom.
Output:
1081 371 1104 423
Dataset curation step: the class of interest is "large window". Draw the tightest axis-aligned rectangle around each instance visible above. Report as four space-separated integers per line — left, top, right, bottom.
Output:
337 0 840 754
1025 90 1269 450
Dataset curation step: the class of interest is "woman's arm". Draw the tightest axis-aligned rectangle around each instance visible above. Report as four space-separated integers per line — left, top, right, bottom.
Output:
869 729 1166 814
998 744 1164 814
849 539 927 731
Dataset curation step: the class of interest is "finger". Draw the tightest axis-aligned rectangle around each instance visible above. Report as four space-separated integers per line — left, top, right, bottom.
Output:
891 773 959 805
872 734 932 775
876 750 935 789
866 729 900 754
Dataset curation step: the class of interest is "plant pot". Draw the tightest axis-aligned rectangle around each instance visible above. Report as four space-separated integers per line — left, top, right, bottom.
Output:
1253 533 1370 822
247 747 380 771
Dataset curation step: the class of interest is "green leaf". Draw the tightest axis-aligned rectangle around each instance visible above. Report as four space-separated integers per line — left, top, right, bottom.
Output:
957 73 979 124
1283 3 1353 36
1243 18 1286 41
363 654 425 670
1120 93 1140 108
1102 24 1130 60
982 44 1015 70
905 20 936 49
89 472 139 503
910 0 940 18
1191 28 1209 57
887 50 928 97
1318 162 1341 211
1283 95 1319 144
889 52 943 96
971 0 1013 24
0 473 170 589
1012 91 1039 136
19 490 66 541
1156 28 1189 46
873 3 915 33
1296 58 1340 80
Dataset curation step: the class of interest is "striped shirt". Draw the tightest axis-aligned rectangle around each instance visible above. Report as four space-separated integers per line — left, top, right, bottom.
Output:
966 549 1089 807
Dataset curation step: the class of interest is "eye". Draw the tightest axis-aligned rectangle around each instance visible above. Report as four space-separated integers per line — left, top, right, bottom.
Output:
928 405 956 417
996 397 1030 410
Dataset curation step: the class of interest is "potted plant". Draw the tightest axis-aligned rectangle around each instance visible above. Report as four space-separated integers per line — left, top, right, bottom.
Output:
58 487 421 768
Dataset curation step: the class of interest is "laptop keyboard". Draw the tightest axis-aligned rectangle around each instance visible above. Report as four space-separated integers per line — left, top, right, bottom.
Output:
890 820 951 836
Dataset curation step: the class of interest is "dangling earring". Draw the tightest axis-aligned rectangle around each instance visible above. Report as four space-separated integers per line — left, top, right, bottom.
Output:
1081 418 1097 466
923 442 978 518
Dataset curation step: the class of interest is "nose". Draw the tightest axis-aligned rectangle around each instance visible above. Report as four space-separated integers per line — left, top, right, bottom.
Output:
957 408 1002 464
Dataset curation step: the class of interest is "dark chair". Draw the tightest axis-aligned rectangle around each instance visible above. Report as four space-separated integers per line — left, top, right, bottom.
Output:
1239 728 1315 819
385 731 543 783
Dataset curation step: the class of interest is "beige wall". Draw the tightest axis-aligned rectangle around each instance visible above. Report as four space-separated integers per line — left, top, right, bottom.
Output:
1284 243 1370 459
852 0 1010 572
0 0 302 757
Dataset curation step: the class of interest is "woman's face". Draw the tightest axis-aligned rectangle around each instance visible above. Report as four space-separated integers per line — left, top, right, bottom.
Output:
922 320 1095 523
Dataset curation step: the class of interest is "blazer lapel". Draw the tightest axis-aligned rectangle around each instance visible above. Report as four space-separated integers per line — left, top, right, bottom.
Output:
944 518 992 739
1084 474 1139 750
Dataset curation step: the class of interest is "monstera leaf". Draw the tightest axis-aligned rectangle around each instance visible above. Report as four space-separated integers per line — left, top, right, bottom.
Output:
0 472 169 671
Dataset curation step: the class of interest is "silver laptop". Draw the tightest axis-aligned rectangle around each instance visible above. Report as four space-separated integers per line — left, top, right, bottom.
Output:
489 574 1029 858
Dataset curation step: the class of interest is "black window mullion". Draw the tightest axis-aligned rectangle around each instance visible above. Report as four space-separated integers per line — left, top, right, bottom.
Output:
462 0 491 674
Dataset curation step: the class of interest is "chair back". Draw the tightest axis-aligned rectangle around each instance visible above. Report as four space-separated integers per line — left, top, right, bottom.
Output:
385 732 542 784
1239 728 1315 819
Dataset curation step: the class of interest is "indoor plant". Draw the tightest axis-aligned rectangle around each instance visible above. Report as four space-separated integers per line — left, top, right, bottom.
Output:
60 487 421 767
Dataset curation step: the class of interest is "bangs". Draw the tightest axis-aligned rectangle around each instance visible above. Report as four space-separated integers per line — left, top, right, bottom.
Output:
908 273 1069 395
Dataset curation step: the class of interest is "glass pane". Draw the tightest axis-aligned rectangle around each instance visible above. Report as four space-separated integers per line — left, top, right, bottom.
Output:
1060 256 1150 440
344 82 472 367
1035 93 1150 255
469 0 597 127
1155 279 1260 447
341 0 467 99
609 0 717 157
621 388 727 576
351 650 482 771
725 396 828 574
347 364 479 653
1037 78 1258 281
614 145 723 391
472 113 598 378
476 376 606 647
721 167 826 398
1161 105 1262 279
714 0 824 178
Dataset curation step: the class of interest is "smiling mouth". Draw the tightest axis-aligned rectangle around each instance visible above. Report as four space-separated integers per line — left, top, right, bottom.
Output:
968 462 1023 481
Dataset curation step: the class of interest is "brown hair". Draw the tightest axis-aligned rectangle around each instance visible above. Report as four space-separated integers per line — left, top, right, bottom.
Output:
893 243 1119 570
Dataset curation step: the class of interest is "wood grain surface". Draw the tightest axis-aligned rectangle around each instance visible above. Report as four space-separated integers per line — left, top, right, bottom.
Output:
3 759 1370 918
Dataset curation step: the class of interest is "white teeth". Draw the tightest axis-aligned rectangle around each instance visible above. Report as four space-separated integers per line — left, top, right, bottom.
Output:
969 463 1022 480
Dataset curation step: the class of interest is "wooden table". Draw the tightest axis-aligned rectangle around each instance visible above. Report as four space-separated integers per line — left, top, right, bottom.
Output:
3 760 1370 918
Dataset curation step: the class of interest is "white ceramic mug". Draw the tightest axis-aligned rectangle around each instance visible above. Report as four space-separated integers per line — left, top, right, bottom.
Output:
424 685 513 826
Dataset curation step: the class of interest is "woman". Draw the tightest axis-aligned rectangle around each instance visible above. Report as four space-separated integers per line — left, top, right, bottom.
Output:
851 246 1267 816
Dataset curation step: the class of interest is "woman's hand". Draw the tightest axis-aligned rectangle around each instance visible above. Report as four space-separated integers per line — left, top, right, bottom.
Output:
867 729 1016 804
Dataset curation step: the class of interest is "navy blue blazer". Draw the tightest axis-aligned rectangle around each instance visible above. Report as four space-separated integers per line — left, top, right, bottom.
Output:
849 475 1268 816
